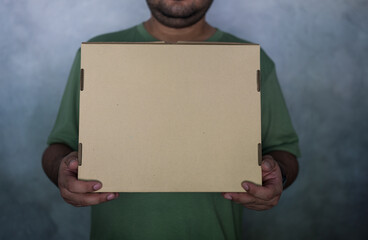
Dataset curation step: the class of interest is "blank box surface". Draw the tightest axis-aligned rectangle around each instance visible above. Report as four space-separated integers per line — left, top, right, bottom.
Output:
78 42 261 192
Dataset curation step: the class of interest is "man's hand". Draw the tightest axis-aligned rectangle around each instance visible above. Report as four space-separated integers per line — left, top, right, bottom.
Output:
222 155 283 211
58 152 119 207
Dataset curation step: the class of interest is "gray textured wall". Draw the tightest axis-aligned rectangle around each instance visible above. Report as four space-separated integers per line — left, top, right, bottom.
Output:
1 0 367 239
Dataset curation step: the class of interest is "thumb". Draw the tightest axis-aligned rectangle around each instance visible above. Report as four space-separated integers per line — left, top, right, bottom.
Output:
261 156 277 172
67 158 79 172
63 152 79 173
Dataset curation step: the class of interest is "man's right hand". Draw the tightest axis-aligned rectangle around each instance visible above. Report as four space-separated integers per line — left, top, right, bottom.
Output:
58 151 119 207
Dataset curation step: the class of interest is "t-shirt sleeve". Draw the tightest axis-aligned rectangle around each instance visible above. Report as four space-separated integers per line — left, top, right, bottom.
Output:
261 65 301 157
47 49 81 151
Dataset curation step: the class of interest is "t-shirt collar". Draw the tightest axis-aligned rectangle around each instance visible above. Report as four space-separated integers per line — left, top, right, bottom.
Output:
136 22 223 42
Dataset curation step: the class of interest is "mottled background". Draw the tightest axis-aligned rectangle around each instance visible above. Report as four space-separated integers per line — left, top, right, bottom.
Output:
0 0 367 239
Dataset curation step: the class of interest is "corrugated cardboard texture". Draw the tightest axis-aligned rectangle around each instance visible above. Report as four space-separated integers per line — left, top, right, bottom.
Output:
79 43 261 192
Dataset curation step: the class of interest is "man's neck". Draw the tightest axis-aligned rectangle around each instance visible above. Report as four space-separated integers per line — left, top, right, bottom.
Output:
143 17 216 42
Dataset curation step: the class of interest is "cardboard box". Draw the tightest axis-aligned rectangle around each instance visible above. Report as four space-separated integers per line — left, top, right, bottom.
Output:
78 42 262 192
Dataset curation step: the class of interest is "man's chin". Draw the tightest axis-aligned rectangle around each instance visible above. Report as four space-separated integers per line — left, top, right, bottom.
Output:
147 0 213 28
154 14 202 28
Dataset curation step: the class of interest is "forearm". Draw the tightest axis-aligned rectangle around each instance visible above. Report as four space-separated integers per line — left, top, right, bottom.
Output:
268 150 299 189
42 143 73 186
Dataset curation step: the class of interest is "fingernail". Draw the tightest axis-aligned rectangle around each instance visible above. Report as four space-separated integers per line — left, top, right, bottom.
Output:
107 193 115 201
263 160 272 170
93 183 102 191
224 194 232 200
69 159 77 165
242 182 249 191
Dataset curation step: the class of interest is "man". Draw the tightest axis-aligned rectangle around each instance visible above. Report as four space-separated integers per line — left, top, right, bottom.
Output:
42 0 300 239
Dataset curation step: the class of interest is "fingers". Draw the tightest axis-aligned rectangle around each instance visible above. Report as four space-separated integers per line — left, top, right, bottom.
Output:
61 190 119 207
222 183 281 211
61 172 102 193
222 190 280 211
223 188 279 204
59 154 101 193
58 151 119 207
242 181 282 201
221 156 283 211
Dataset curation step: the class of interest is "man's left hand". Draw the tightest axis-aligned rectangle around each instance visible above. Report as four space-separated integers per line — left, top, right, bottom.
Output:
222 155 283 211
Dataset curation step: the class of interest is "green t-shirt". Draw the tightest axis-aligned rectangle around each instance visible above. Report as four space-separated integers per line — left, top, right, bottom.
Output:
48 23 300 240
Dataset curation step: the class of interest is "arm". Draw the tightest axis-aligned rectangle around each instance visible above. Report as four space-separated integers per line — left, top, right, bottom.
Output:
42 143 73 186
222 150 298 211
42 143 119 207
